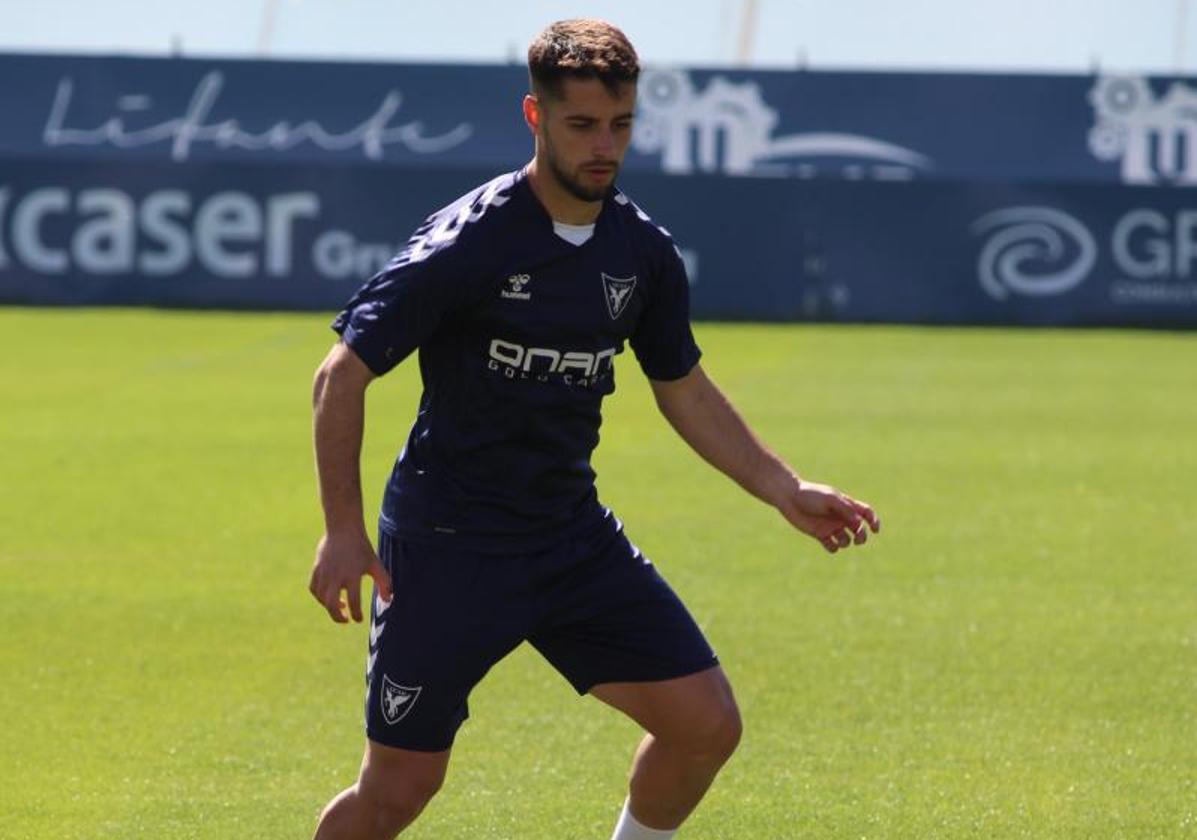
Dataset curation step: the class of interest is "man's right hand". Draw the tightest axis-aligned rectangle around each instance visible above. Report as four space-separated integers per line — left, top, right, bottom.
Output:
309 531 393 624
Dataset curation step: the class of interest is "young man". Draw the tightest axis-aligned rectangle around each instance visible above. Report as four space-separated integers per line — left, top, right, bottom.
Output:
309 19 880 840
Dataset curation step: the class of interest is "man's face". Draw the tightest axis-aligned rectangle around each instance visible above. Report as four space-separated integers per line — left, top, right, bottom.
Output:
532 77 637 203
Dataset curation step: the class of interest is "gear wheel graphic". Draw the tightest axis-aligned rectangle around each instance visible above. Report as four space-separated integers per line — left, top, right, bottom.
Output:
1088 76 1151 120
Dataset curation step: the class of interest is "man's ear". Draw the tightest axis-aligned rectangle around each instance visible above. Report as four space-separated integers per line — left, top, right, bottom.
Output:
522 94 540 134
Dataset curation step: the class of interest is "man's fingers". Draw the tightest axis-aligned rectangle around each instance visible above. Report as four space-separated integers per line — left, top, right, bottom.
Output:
347 580 364 623
836 494 881 536
801 490 880 555
818 525 857 553
853 521 869 545
315 578 349 623
323 595 349 624
852 498 881 533
369 556 393 603
311 537 387 624
829 495 860 527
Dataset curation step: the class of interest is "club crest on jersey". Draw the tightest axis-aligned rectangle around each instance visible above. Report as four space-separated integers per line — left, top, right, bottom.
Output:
380 675 422 725
502 273 532 300
601 273 637 319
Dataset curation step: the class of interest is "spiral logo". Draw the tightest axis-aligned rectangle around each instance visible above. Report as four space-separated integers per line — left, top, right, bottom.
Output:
970 207 1097 300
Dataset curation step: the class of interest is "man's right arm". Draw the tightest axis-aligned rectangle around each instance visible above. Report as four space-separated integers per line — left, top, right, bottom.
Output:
309 341 392 624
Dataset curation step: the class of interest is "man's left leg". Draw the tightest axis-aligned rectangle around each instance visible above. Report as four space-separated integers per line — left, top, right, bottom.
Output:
528 518 736 835
591 666 742 835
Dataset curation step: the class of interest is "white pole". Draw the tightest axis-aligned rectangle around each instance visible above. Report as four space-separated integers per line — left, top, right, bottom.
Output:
257 0 281 57
1176 0 1190 76
735 0 760 66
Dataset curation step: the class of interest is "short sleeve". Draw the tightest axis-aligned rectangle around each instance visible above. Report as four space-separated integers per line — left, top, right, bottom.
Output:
629 242 702 381
330 234 464 376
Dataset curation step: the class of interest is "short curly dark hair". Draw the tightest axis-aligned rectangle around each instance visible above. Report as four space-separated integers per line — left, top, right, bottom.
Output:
527 19 639 101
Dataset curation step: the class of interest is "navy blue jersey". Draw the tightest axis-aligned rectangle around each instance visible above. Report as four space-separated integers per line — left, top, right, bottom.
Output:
332 168 700 551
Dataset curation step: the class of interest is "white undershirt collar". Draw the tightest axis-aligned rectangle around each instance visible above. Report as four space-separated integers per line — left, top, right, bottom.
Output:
552 220 596 246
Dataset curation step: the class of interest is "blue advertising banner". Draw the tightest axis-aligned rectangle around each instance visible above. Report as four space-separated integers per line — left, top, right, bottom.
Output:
0 52 1194 326
1 53 1194 186
1 156 1193 326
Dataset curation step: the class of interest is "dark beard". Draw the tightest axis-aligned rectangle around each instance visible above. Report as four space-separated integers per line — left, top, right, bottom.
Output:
543 131 617 203
548 154 614 203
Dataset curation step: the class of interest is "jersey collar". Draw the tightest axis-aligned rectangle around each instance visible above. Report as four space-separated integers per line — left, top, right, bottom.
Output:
514 166 615 241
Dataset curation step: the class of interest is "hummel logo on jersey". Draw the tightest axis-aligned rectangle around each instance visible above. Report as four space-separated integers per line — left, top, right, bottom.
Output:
502 273 532 300
380 675 422 725
602 273 637 319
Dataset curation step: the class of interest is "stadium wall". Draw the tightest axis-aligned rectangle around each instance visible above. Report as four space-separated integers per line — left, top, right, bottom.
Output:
0 53 1193 326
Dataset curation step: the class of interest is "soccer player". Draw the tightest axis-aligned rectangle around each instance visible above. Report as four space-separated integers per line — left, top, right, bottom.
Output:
309 19 880 840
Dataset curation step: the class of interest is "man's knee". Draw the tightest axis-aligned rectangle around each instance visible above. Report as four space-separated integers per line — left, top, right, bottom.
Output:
362 772 443 830
357 743 450 835
595 667 744 765
693 695 742 762
660 685 742 763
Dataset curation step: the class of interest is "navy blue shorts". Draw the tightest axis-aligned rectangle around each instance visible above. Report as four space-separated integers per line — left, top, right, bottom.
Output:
363 515 718 752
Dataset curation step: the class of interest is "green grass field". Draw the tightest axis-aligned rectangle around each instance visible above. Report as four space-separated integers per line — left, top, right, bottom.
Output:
0 309 1193 839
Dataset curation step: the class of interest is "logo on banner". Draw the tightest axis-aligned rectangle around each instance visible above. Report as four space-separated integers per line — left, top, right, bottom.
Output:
970 207 1097 300
1088 75 1197 186
632 68 932 180
42 71 474 162
380 676 421 725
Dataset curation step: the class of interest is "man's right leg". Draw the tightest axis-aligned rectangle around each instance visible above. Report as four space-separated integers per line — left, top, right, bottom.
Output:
313 739 451 840
314 532 529 838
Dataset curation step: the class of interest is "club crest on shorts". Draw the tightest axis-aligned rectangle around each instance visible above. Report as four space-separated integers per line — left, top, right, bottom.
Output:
601 273 637 319
380 675 422 725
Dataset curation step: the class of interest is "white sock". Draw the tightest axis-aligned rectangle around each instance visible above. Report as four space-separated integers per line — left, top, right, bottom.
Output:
609 798 677 840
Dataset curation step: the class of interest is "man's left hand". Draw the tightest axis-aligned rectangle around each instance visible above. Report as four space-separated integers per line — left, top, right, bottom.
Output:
772 478 881 554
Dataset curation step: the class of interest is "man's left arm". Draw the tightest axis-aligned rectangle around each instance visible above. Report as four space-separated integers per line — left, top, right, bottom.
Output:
650 363 880 554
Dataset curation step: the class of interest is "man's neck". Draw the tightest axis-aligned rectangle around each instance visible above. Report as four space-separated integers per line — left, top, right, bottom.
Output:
526 158 603 225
